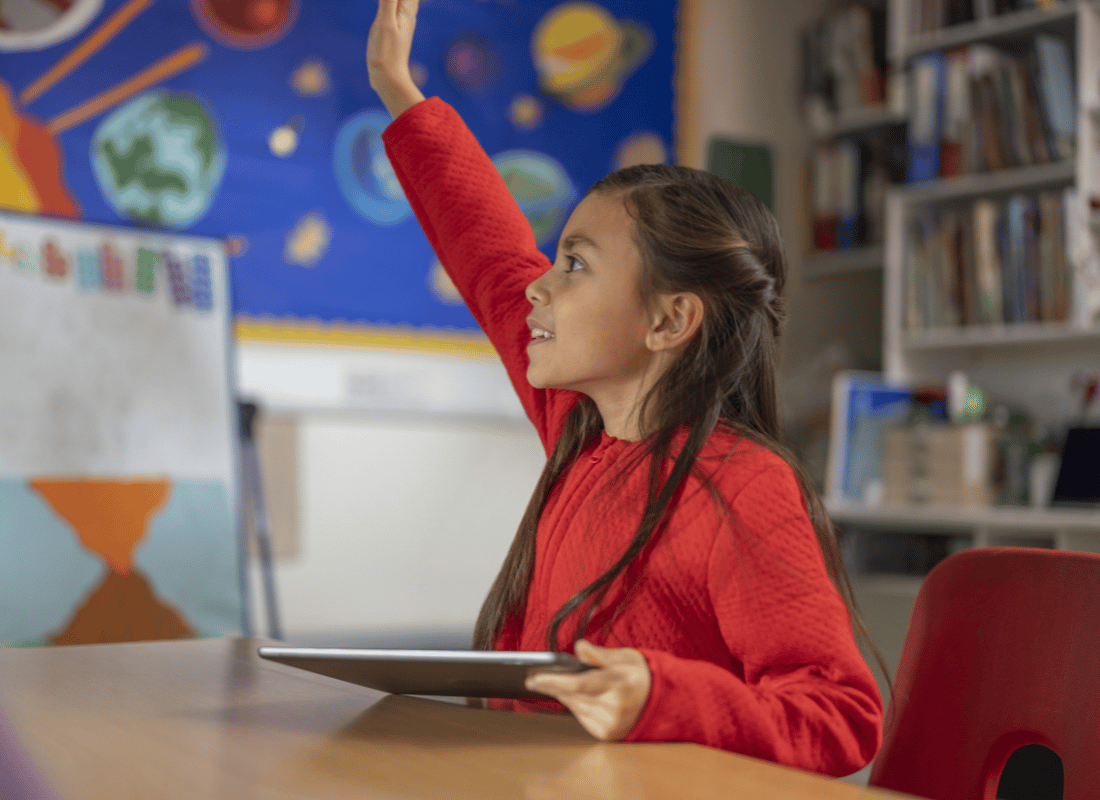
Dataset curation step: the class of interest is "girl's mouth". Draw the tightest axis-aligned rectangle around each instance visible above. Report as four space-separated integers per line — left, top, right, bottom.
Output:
527 319 555 345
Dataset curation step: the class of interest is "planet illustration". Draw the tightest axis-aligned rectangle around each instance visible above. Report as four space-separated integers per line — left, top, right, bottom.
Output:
224 234 249 257
190 0 299 49
446 33 499 94
269 116 303 158
333 109 411 227
91 90 226 229
509 93 544 131
285 210 331 267
428 261 463 305
0 0 102 52
291 58 330 96
531 3 653 113
491 149 576 247
614 130 667 170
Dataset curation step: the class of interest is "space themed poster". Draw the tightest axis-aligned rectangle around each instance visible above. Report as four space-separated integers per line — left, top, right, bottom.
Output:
0 0 680 349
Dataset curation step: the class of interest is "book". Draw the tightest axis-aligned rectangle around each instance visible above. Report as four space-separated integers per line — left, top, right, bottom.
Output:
972 199 1004 324
967 44 1008 173
1038 189 1071 322
938 208 964 327
827 371 915 505
835 139 863 248
1033 34 1077 161
958 203 979 325
1013 57 1052 166
941 48 972 178
1005 194 1031 323
909 52 947 182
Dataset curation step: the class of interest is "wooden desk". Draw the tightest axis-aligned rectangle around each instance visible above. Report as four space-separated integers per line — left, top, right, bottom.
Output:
0 638 911 799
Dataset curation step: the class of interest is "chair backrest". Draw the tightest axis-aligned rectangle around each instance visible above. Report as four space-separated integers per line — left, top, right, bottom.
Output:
869 547 1100 800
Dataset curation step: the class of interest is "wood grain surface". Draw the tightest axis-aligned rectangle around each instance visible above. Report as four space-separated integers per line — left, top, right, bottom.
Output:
0 638 912 799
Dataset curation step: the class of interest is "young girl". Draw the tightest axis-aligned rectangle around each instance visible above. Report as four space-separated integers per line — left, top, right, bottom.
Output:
367 0 883 776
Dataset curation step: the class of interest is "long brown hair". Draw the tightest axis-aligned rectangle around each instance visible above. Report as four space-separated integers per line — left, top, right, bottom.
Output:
472 164 888 688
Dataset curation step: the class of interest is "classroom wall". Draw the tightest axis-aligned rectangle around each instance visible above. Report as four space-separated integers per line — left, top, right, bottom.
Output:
248 0 886 643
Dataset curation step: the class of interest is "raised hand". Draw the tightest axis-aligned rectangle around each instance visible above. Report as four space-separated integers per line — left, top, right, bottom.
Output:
525 640 652 741
367 0 425 118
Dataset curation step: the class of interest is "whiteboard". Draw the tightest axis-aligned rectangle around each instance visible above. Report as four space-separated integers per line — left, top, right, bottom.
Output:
0 210 241 645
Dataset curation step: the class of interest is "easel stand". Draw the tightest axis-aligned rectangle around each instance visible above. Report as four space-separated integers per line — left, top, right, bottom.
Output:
238 400 283 640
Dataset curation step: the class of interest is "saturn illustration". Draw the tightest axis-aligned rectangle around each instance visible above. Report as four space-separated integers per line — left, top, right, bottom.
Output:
531 2 653 113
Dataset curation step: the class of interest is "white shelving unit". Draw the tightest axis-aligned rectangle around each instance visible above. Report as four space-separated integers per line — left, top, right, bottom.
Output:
810 106 909 140
804 245 886 279
835 0 1100 573
901 3 1077 58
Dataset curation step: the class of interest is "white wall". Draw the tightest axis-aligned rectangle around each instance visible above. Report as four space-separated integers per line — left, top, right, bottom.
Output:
254 411 546 644
237 343 546 643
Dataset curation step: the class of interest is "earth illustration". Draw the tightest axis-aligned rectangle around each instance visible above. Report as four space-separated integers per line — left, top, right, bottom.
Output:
91 90 226 229
491 150 576 246
333 109 412 226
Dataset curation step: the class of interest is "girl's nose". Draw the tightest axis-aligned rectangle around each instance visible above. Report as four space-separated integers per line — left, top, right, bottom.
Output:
526 272 549 306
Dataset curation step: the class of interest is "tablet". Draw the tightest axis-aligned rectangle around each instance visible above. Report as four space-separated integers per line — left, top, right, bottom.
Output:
256 646 592 699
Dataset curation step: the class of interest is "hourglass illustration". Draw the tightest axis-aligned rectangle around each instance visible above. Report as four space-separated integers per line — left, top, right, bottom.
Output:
30 477 194 645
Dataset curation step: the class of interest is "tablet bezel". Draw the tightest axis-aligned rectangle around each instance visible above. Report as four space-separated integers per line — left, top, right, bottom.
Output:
257 646 591 699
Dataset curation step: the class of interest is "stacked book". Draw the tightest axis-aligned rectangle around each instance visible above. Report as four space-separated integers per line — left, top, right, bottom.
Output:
908 34 1076 182
905 187 1076 329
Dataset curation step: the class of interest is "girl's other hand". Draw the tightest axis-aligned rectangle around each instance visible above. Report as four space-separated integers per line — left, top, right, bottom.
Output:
525 640 651 741
367 0 425 118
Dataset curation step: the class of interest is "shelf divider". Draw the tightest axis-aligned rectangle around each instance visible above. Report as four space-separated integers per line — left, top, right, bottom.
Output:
905 4 1077 58
897 161 1076 205
803 245 885 279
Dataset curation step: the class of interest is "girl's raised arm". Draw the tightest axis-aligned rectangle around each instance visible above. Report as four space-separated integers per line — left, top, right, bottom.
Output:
367 0 426 119
369 3 579 447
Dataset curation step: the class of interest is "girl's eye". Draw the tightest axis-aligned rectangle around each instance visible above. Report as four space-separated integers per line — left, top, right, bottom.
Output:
564 256 585 273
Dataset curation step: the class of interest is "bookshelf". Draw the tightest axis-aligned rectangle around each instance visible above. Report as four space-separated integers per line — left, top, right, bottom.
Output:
832 0 1100 578
800 0 905 279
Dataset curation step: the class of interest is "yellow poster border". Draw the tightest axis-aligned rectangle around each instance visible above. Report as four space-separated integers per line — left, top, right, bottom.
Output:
234 316 497 358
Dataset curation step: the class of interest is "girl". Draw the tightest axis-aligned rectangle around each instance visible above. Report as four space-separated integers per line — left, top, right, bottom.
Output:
367 0 883 776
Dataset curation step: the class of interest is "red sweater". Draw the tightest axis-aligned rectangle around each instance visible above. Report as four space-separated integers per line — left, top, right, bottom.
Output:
383 98 882 776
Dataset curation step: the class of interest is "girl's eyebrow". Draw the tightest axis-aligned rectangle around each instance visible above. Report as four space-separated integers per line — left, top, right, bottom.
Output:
558 232 599 252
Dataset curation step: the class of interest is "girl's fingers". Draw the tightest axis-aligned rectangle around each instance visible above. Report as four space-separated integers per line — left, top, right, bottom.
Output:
526 668 613 697
574 639 647 668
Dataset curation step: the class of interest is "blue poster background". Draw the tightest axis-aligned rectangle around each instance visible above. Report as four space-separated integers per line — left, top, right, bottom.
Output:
2 0 678 337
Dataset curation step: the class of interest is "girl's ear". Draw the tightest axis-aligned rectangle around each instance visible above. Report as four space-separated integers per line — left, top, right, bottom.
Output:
647 292 704 353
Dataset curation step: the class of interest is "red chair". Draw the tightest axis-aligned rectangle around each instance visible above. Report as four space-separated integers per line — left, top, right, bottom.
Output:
868 547 1100 800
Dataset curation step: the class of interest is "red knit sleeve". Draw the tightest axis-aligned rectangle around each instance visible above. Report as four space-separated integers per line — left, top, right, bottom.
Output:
624 464 883 777
381 98 579 452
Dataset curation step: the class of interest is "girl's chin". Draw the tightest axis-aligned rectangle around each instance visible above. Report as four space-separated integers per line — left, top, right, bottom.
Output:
526 371 550 389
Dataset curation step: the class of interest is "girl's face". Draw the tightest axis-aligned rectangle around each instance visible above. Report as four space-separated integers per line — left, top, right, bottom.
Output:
525 192 660 407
